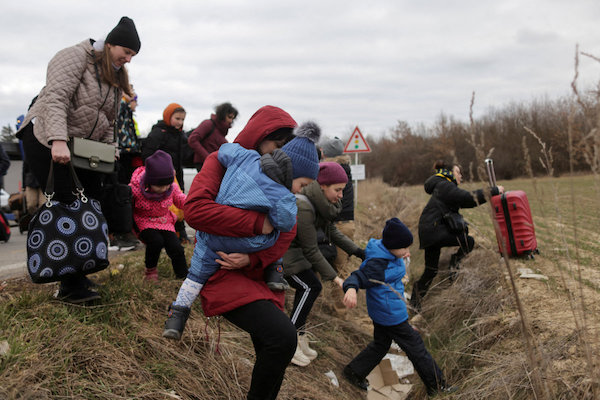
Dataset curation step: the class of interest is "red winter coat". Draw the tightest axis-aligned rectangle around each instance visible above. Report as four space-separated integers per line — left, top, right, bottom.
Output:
184 106 298 317
187 114 230 166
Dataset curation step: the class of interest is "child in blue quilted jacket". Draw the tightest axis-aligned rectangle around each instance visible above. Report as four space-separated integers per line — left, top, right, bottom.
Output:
341 218 457 396
163 121 321 340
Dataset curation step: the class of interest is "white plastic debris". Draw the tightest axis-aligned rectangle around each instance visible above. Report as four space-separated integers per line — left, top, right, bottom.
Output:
325 370 339 387
383 353 414 379
0 340 10 356
518 268 548 281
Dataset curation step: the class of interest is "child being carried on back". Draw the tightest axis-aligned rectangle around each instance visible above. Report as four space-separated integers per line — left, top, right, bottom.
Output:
163 122 321 340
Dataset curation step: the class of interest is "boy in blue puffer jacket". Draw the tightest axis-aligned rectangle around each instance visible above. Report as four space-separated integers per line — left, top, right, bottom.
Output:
163 121 321 340
342 218 457 396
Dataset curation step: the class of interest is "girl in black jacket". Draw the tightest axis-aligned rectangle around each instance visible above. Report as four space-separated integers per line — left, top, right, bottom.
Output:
410 160 503 310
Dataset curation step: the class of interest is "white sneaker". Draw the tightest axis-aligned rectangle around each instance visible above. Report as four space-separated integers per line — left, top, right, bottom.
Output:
298 334 317 360
291 343 311 366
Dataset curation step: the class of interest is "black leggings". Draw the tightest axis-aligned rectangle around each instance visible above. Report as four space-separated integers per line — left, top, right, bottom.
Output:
285 269 323 332
223 300 297 400
411 232 474 307
139 229 188 278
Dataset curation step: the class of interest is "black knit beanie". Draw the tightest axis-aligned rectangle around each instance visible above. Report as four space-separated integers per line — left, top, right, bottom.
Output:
381 218 413 250
106 17 141 53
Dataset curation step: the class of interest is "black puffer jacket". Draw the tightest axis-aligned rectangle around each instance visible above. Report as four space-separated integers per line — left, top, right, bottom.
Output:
418 174 499 249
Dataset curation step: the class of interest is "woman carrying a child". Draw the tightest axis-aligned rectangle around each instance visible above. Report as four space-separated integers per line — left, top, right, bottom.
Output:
283 161 365 367
181 106 318 400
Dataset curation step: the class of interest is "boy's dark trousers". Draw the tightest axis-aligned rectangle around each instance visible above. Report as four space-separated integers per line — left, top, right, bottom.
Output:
347 320 445 394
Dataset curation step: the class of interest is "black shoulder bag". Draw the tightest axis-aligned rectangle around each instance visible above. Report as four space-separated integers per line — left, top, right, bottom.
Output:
26 161 110 283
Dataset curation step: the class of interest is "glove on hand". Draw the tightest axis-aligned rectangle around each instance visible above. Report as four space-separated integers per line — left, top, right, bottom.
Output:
353 248 366 261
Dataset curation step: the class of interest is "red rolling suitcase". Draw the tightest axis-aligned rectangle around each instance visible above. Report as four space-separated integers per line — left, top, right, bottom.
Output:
0 210 10 243
485 159 538 258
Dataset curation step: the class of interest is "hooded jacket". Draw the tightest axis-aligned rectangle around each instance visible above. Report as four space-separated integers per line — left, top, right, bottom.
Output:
188 114 230 166
343 238 409 326
184 105 298 317
283 180 360 281
18 39 120 147
187 142 297 285
418 174 499 249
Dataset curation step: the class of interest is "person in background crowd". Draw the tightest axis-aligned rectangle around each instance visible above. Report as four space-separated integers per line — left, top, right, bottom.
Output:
130 150 188 282
116 88 141 184
342 218 457 396
318 136 354 319
182 105 301 400
14 114 43 231
283 161 365 367
0 142 9 190
410 160 504 311
188 102 238 171
142 103 190 244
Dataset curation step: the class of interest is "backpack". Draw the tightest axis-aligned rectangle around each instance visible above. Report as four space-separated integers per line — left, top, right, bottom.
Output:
181 130 196 168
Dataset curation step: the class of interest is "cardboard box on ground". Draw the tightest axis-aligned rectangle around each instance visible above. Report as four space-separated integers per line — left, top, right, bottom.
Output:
367 358 413 400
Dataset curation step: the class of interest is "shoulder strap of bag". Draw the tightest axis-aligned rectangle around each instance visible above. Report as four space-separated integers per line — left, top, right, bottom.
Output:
84 50 111 139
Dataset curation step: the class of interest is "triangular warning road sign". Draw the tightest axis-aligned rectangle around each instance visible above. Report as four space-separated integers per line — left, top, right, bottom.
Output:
344 126 371 153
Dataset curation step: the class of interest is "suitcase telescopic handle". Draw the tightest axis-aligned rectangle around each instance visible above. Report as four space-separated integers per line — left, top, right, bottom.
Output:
485 158 497 188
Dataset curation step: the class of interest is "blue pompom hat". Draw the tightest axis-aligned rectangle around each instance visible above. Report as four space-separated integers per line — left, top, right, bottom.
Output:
281 121 321 180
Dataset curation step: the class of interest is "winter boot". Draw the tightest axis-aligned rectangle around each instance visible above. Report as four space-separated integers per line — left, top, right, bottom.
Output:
448 254 460 282
343 365 369 390
298 334 317 360
144 267 159 282
291 341 311 367
264 263 289 291
162 304 191 340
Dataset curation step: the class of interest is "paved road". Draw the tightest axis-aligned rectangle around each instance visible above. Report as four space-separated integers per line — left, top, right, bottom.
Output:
0 223 196 281
0 223 28 280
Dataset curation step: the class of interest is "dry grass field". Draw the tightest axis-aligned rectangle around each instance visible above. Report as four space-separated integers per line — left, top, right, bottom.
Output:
1 174 599 399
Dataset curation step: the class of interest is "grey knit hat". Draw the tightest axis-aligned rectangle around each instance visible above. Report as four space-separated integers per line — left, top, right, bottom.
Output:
320 137 345 157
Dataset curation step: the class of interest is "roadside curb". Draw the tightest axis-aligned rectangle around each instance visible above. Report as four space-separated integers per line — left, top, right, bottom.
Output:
0 262 27 281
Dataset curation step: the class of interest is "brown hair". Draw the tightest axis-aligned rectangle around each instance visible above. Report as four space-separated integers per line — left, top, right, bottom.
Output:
94 44 133 97
433 159 460 172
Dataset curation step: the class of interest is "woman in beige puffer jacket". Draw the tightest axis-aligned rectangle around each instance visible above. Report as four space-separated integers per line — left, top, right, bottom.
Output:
17 17 141 304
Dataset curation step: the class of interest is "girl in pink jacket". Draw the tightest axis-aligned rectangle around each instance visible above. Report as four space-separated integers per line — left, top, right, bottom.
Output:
130 150 188 281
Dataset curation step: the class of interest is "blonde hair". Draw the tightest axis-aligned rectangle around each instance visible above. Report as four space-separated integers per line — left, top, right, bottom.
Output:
94 44 133 97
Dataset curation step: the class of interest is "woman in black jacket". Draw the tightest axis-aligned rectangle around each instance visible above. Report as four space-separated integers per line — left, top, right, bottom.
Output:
410 160 503 310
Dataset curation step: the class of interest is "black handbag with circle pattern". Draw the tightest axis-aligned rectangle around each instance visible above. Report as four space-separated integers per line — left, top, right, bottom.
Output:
26 162 110 283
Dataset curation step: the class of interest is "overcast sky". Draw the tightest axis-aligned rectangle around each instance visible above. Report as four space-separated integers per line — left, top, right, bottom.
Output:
1 0 599 143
